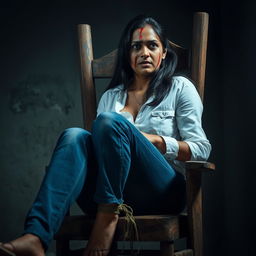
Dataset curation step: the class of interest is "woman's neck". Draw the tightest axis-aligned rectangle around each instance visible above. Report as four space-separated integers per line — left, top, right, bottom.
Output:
130 75 151 92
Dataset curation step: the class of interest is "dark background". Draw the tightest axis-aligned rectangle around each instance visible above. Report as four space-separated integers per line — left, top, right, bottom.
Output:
0 1 256 255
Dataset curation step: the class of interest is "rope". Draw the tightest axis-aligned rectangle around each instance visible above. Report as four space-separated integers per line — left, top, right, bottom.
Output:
117 204 139 242
98 203 140 254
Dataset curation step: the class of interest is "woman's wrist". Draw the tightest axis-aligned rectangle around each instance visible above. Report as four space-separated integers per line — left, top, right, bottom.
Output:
155 135 166 154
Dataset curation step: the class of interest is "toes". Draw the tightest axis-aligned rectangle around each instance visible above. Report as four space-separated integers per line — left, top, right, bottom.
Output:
0 243 16 256
3 243 15 252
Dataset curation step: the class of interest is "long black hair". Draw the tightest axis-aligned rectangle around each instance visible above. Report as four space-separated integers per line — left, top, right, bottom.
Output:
106 15 178 107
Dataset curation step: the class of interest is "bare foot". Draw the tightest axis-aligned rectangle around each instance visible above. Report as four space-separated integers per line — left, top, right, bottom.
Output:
83 209 119 256
0 234 45 256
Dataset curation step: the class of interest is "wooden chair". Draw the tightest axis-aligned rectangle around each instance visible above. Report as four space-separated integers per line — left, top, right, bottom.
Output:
54 12 215 256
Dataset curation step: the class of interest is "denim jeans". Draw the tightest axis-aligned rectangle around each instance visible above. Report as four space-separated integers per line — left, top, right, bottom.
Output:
23 112 186 249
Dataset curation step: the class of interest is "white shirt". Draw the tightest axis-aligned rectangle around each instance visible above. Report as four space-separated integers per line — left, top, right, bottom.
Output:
97 75 211 175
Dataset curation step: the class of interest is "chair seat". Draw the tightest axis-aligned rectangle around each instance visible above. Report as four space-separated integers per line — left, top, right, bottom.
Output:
55 214 188 241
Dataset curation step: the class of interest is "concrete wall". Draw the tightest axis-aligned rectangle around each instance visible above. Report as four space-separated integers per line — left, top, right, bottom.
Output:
0 1 255 255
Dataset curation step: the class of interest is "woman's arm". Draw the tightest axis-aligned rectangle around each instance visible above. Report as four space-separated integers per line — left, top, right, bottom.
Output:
140 132 191 161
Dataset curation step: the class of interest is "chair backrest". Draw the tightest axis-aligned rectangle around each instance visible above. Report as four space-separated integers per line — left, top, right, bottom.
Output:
78 12 209 130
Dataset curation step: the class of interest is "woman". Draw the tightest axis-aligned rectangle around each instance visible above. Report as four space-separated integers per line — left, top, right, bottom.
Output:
0 15 211 256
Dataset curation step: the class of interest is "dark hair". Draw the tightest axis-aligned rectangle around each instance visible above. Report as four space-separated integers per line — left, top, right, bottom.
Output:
106 15 178 106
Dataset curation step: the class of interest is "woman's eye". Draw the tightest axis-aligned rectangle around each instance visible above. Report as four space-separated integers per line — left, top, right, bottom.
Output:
131 44 141 50
149 42 158 49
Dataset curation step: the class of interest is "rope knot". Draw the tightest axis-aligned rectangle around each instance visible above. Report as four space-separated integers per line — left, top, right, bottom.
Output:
117 204 139 242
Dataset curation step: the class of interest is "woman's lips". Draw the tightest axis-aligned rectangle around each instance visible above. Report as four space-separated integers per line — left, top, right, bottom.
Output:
139 61 152 65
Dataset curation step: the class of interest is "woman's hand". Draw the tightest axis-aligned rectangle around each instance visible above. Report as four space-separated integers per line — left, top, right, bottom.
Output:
140 131 166 154
140 131 191 161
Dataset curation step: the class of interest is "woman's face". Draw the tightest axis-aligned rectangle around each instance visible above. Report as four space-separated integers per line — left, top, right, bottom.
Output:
130 24 166 78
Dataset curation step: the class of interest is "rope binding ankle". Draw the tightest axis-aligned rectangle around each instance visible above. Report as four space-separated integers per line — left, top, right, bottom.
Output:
97 203 139 242
117 204 139 242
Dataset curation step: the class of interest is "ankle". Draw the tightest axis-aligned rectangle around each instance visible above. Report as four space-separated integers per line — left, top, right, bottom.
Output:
96 211 119 222
98 204 120 214
24 234 42 244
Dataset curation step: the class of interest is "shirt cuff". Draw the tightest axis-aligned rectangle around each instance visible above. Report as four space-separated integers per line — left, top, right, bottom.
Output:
161 136 179 160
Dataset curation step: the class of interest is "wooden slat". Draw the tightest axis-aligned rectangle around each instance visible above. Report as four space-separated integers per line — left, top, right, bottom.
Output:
93 49 117 78
55 215 182 241
185 161 215 172
117 215 180 241
66 248 193 256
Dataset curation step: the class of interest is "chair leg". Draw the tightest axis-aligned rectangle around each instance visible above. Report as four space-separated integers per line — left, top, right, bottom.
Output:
160 241 174 256
56 239 70 256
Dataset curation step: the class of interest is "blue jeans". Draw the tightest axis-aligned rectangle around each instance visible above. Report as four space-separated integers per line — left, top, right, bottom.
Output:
24 112 186 249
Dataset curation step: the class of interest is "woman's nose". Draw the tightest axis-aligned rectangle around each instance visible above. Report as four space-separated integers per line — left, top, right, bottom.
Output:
140 46 150 57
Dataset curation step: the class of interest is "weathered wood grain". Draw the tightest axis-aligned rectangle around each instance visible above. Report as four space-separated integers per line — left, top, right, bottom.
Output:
185 161 215 172
191 12 209 101
55 215 183 241
78 24 97 130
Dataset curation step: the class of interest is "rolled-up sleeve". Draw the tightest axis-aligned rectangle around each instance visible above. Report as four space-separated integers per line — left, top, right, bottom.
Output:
175 80 211 161
161 135 179 160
